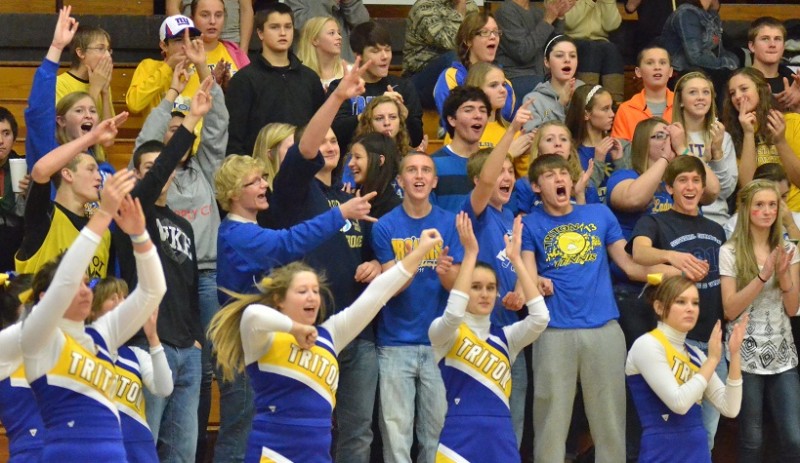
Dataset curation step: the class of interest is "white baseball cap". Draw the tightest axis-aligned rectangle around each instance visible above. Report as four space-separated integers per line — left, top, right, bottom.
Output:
159 15 201 41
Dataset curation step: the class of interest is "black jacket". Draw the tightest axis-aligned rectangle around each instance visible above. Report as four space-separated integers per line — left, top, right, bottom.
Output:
225 52 325 155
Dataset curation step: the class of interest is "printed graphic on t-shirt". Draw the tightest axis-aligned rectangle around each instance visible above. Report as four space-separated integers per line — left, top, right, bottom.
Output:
156 217 193 263
542 223 601 268
390 237 443 270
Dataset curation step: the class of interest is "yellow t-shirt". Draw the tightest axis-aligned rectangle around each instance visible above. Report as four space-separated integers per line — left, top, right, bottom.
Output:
783 113 800 212
56 71 115 119
443 120 527 177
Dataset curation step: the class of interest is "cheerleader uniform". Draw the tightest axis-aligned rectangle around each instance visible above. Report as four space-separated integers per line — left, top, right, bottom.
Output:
0 324 44 463
86 328 173 463
625 323 742 463
429 290 550 463
20 228 166 461
241 263 414 463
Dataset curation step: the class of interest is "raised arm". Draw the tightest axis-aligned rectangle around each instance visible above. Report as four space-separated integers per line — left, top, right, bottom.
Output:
470 104 531 217
429 213 478 350
504 216 549 357
133 76 212 205
25 6 79 170
31 112 128 183
298 57 371 159
327 228 443 352
195 81 229 183
705 316 745 418
93 196 166 349
20 170 135 360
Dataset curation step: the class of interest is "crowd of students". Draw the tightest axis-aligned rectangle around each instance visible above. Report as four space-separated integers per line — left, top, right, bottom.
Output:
1 1 800 462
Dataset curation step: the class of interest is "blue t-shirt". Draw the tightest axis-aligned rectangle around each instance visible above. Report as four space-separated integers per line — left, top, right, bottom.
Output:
521 204 624 328
372 204 464 346
431 145 473 213
462 197 518 327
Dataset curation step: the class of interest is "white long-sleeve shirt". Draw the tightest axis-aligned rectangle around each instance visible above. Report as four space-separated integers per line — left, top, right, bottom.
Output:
242 262 413 364
21 228 167 382
625 322 741 417
429 290 550 364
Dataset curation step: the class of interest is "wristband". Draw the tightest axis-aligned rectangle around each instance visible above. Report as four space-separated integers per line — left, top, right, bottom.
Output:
130 230 150 245
168 87 180 96
757 273 767 283
681 148 691 156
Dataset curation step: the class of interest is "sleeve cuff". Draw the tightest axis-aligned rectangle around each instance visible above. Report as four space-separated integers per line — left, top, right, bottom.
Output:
81 227 102 243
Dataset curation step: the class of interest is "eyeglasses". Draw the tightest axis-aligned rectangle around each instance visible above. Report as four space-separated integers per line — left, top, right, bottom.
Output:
243 174 269 188
475 29 503 38
85 46 113 55
650 132 669 140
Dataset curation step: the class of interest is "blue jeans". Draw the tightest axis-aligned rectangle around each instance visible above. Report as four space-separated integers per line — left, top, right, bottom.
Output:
409 51 457 110
335 339 378 463
145 344 202 463
196 270 217 463
685 338 728 451
739 369 800 462
214 368 254 463
378 345 446 463
510 354 527 447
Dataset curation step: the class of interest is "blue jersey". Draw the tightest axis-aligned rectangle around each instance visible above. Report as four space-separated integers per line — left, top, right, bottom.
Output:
0 365 44 462
627 329 709 463
244 327 338 462
521 204 623 328
89 327 158 463
431 145 472 214
30 333 126 461
436 324 519 463
372 205 464 346
462 198 518 327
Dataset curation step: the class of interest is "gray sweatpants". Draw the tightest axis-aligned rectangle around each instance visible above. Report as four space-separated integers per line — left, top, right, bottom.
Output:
531 320 626 463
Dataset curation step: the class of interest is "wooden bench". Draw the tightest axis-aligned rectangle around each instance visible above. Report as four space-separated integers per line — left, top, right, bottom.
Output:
0 0 152 15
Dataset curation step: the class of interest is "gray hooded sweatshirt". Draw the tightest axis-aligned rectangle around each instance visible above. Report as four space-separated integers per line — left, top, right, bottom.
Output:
134 83 228 271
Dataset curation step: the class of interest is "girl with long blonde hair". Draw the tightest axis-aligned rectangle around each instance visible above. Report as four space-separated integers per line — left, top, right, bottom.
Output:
296 16 346 90
208 229 443 462
672 71 736 225
721 179 800 460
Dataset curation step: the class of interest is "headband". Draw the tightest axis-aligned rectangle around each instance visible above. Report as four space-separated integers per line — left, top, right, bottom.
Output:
586 85 603 105
544 34 565 56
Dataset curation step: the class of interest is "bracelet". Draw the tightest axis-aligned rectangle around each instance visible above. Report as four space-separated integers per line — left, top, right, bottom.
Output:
660 156 671 163
757 273 768 283
94 208 112 218
168 87 180 95
130 230 151 245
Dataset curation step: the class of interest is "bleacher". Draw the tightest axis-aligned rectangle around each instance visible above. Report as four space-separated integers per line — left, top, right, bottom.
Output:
1 1 799 461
